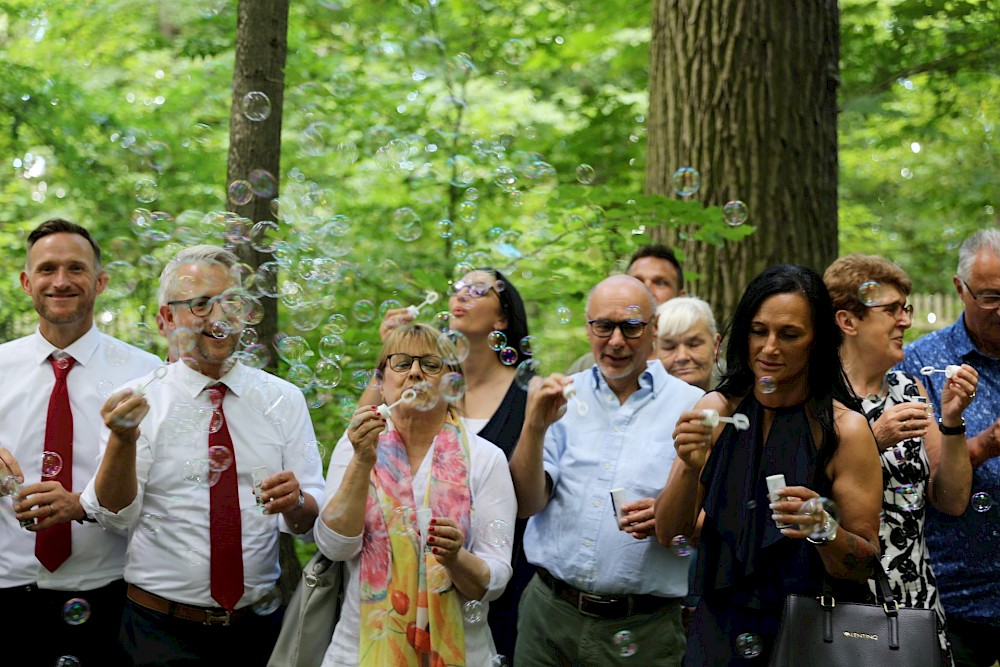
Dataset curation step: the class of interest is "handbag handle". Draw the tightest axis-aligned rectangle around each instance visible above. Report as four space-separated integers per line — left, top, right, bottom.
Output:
820 559 901 649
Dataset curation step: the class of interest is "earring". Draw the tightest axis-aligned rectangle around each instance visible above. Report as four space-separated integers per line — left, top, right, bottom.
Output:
487 330 507 351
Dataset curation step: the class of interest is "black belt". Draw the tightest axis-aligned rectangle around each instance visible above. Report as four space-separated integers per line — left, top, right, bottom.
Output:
536 568 678 619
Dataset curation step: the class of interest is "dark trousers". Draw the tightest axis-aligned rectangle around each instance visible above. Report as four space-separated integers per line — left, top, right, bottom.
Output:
948 618 1000 667
0 578 128 666
122 599 282 666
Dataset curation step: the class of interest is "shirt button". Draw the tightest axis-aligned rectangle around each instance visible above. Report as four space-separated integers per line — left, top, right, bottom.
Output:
583 540 592 547
593 500 601 507
613 426 622 433
602 463 611 470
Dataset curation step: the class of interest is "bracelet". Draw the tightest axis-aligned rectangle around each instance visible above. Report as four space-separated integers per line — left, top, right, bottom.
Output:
938 418 966 436
294 491 306 511
806 512 838 546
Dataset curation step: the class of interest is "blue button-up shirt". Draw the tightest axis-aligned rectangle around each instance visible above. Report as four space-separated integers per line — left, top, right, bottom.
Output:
897 315 1000 626
523 361 704 597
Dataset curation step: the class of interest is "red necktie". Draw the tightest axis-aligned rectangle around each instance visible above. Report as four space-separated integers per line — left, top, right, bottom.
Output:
207 385 244 610
36 355 75 572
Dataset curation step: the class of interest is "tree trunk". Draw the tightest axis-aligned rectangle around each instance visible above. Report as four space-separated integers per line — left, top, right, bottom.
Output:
226 0 301 596
646 0 840 321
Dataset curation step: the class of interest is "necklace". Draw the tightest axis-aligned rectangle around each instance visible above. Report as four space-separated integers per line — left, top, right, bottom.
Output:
864 374 889 403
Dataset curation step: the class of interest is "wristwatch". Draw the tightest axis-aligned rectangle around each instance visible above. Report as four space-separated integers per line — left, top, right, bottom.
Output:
294 491 306 511
938 418 966 436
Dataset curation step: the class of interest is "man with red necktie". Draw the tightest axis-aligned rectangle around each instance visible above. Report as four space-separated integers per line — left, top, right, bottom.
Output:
85 244 324 665
0 219 161 665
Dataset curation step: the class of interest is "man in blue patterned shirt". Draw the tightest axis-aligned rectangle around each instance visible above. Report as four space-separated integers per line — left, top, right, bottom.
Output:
898 229 1000 667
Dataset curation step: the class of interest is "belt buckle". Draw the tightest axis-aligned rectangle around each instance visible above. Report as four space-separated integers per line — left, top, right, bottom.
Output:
578 592 627 618
203 609 232 626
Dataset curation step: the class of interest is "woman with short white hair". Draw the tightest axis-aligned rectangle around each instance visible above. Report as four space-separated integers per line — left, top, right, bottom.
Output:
656 297 722 392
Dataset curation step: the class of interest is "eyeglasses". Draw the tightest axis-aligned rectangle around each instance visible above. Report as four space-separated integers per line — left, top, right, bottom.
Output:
962 280 1000 310
168 294 247 318
587 319 649 339
867 301 914 320
451 280 493 299
386 353 445 375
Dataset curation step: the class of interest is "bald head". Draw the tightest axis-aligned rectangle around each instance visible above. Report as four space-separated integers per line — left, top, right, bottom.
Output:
586 275 657 320
586 275 658 398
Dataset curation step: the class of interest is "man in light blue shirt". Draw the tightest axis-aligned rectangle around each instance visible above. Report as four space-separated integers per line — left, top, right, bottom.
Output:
511 275 703 666
897 229 1000 667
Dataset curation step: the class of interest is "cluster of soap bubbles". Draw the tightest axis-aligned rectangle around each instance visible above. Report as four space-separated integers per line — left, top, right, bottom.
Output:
613 629 638 657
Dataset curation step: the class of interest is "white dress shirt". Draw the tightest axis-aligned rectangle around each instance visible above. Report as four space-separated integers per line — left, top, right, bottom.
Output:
316 430 516 667
0 326 161 591
81 360 325 609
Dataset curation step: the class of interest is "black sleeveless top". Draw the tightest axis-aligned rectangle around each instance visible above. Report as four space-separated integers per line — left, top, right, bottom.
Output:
695 394 865 610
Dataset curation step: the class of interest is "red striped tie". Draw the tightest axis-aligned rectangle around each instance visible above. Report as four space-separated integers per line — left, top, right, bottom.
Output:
207 385 244 610
36 355 75 572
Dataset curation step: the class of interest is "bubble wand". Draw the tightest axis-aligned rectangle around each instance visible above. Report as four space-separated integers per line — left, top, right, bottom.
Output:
700 409 750 431
406 291 440 318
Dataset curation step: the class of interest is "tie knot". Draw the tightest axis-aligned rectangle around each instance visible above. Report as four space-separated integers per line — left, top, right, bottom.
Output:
207 384 228 409
49 354 76 379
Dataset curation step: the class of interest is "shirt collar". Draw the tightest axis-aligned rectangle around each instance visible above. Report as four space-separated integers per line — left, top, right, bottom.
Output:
949 313 984 360
31 324 102 367
174 358 248 399
588 359 662 398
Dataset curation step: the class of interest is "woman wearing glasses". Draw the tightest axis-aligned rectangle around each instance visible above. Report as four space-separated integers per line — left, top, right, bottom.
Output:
360 268 532 662
315 323 516 667
824 254 977 665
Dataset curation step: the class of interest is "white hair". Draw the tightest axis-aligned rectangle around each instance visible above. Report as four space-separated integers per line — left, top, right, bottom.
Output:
656 297 716 339
958 229 1000 282
157 245 240 305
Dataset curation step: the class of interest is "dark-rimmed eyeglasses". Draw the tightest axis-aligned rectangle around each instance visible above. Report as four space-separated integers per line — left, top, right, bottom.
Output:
168 294 246 318
386 353 445 374
962 280 1000 310
451 280 494 299
867 301 914 320
587 319 648 339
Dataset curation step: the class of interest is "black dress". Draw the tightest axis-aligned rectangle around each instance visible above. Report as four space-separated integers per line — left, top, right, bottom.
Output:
477 379 533 665
684 395 867 665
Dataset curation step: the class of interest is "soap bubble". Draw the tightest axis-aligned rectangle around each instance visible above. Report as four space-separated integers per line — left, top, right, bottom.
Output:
670 535 693 557
438 330 470 364
241 91 272 121
799 497 839 540
56 657 81 667
613 630 637 657
723 200 749 227
485 519 512 547
352 300 376 322
514 359 541 391
971 491 993 513
41 451 64 478
251 585 282 616
672 167 701 198
556 306 572 325
62 598 91 625
857 281 883 307
487 331 507 351
519 335 536 356
499 346 518 365
462 599 485 624
735 632 763 659
488 656 510 667
576 164 595 185
500 38 528 65
134 178 158 203
893 484 924 512
248 169 278 198
758 376 776 394
228 179 253 206
207 445 233 473
439 372 466 403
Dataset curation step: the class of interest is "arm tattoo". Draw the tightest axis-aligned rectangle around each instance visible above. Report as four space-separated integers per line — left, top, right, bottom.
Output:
842 532 877 575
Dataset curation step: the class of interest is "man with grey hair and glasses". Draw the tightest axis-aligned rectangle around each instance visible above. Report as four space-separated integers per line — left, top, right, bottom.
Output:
898 229 1000 667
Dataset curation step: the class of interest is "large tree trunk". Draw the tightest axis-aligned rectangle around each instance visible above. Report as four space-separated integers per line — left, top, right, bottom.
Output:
646 0 840 321
226 0 300 597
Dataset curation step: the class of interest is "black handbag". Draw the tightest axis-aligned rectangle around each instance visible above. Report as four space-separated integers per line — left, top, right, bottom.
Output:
770 561 942 667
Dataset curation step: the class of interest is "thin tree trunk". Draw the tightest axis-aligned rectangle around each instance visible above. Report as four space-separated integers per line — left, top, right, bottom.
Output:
646 0 840 321
226 0 300 597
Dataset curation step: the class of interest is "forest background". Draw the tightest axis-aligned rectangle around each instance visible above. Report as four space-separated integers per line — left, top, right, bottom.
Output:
0 0 997 458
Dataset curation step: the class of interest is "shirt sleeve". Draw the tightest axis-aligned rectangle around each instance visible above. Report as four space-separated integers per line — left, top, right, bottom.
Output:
314 431 364 561
80 424 152 533
278 387 325 538
469 436 517 602
541 420 567 492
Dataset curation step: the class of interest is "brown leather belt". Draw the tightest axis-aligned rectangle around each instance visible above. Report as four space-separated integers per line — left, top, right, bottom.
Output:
536 568 678 619
127 584 252 626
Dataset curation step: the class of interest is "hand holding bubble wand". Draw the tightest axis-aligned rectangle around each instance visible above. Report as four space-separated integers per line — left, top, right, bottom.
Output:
700 409 750 431
376 386 423 432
